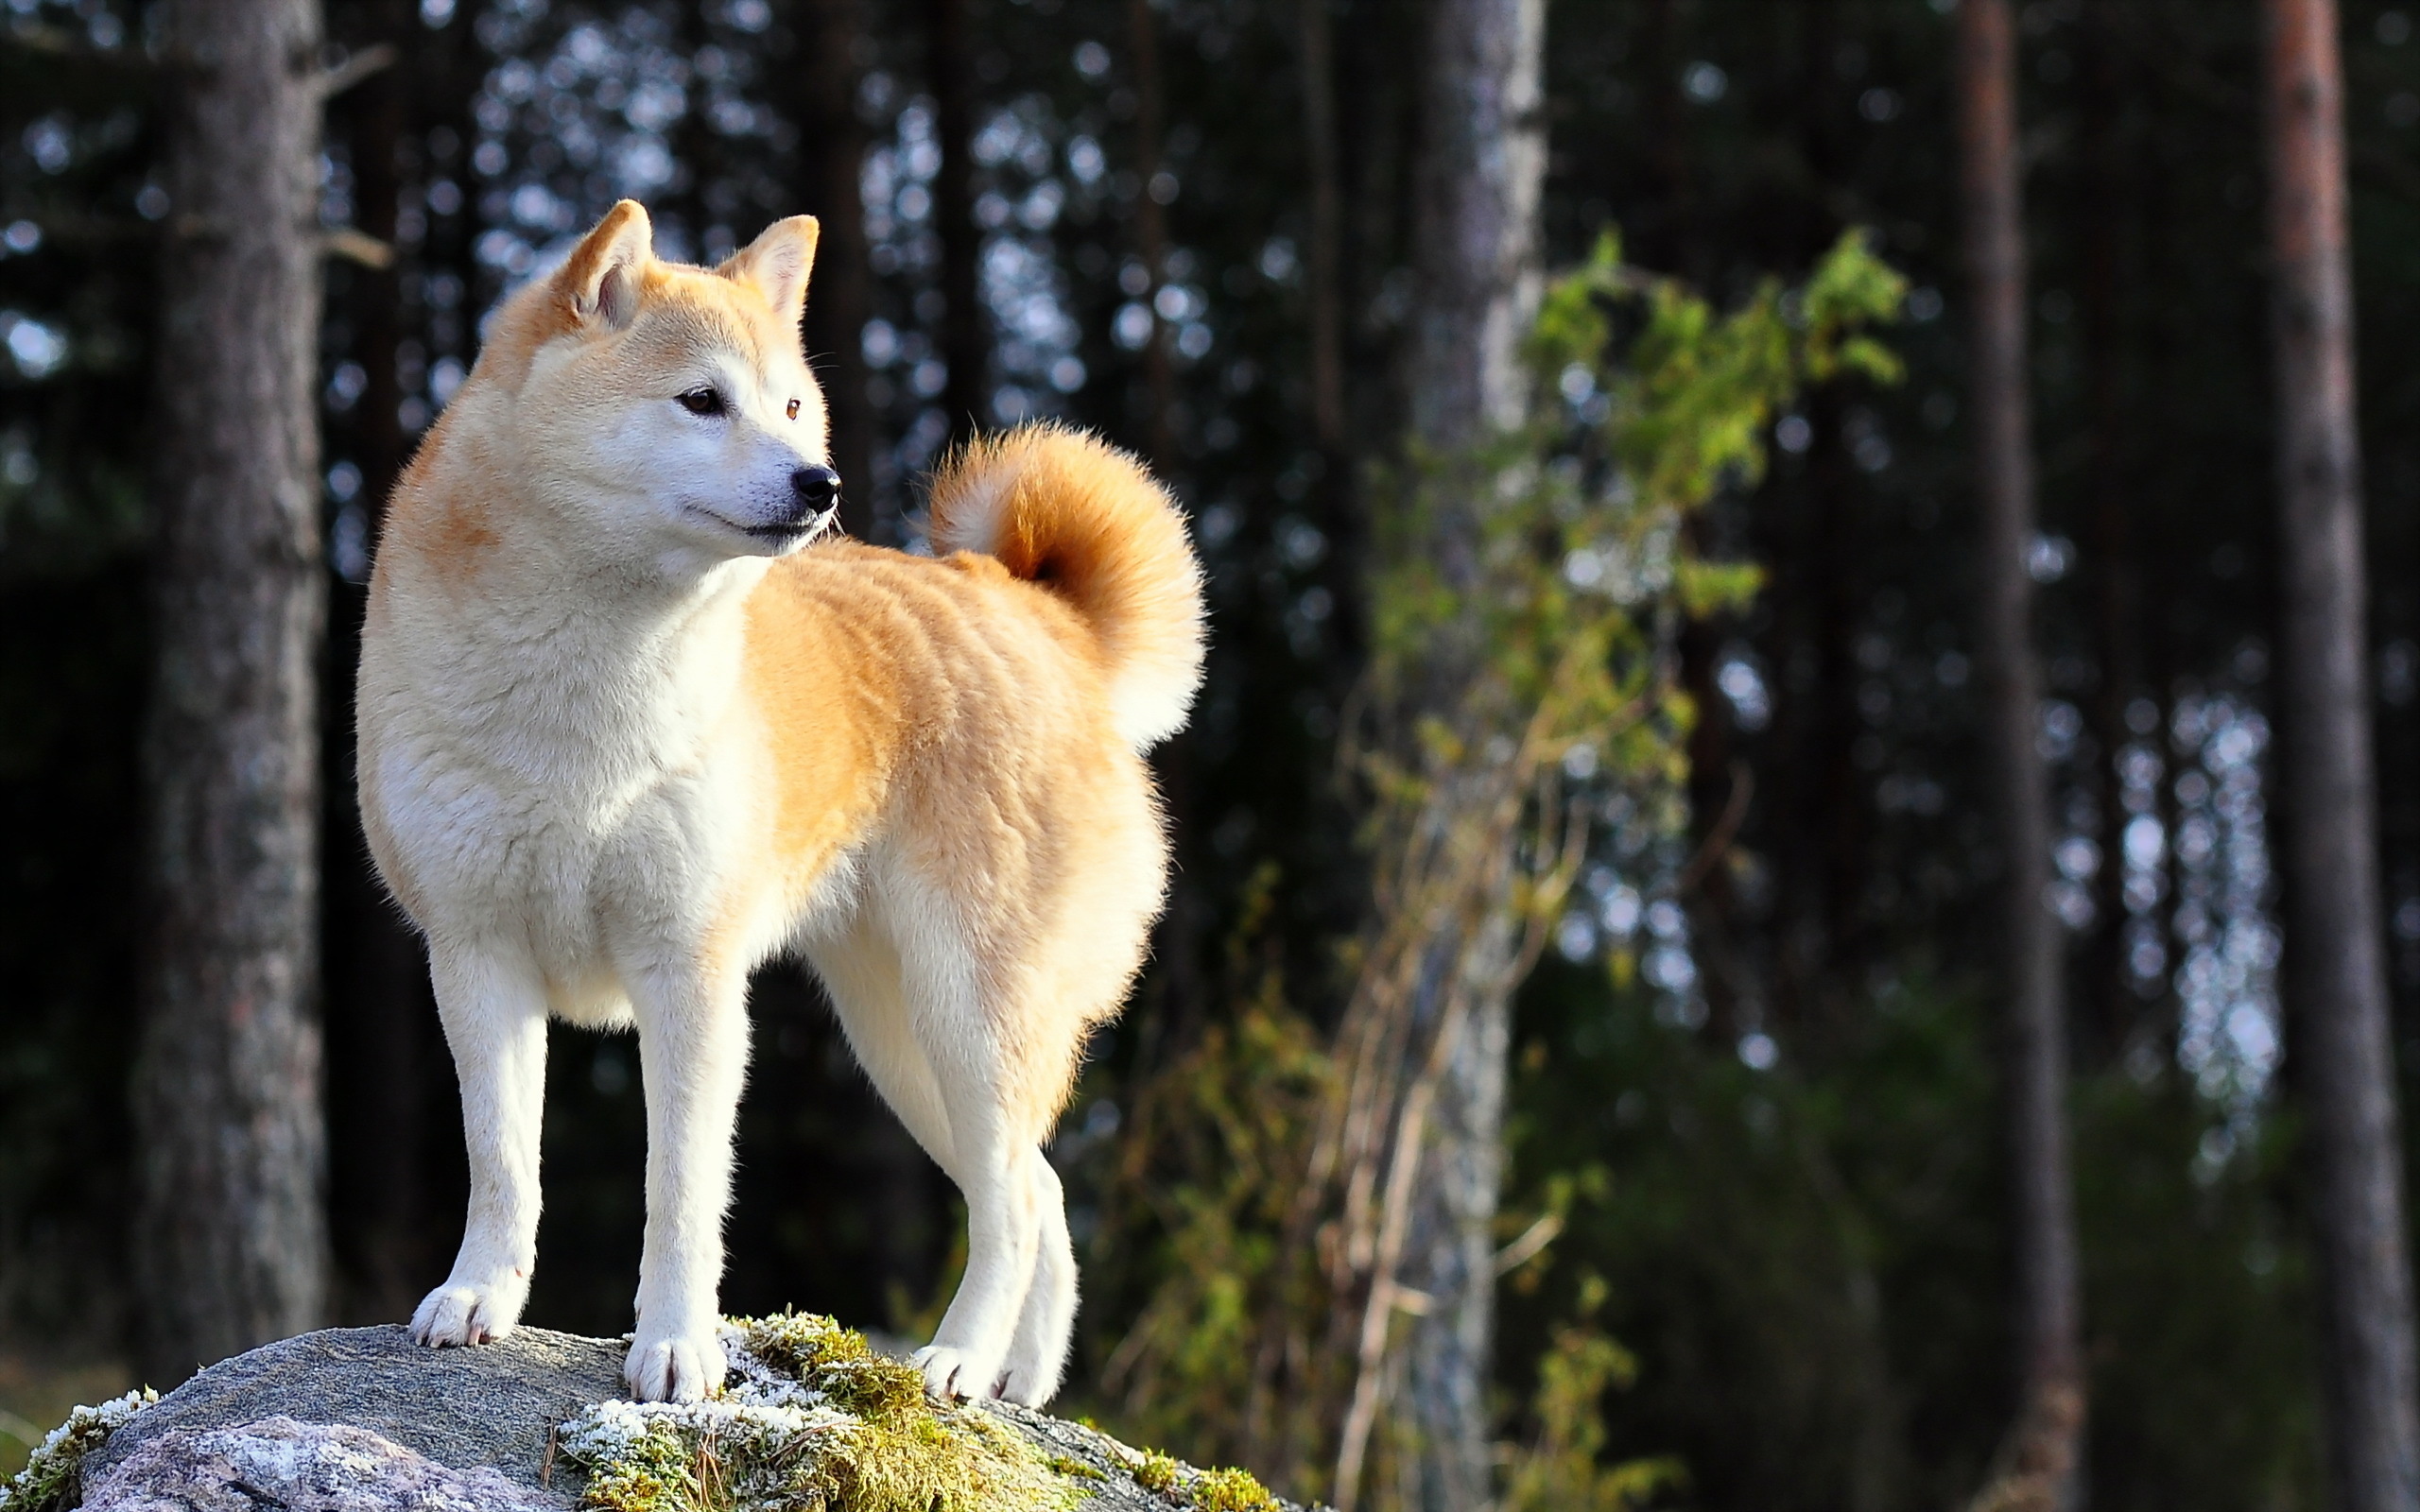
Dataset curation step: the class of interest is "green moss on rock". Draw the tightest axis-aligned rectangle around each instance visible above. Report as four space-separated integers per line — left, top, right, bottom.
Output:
557 1314 1080 1512
1189 1467 1281 1512
1116 1446 1279 1512
1130 1451 1183 1495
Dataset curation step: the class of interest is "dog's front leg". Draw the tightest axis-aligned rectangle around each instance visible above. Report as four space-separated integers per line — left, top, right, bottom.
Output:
624 963 750 1401
414 945 549 1348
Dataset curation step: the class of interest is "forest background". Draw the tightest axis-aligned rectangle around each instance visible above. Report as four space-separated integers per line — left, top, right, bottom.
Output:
8 0 2420 1508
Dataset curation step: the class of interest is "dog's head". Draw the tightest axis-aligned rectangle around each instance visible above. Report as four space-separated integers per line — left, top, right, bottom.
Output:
459 201 839 577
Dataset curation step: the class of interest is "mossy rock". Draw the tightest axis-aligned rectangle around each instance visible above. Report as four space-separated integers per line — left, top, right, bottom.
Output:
3 1323 1304 1512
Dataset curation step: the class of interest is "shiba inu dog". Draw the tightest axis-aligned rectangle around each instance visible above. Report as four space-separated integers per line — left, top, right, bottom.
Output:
354 200 1204 1406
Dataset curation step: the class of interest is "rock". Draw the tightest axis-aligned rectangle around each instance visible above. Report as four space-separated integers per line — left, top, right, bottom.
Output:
25 1324 1305 1512
81 1418 562 1512
80 1327 618 1503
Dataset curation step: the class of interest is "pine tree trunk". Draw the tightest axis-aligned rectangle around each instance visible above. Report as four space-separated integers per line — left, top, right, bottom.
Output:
134 0 332 1384
1390 3 1544 1507
1957 3 2086 1508
2261 3 2420 1507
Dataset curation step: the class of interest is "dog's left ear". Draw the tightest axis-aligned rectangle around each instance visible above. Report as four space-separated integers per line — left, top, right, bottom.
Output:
721 215 821 322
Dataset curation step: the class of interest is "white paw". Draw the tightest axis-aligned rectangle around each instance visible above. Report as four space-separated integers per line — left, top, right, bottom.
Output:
625 1322 727 1402
995 1355 1063 1409
913 1344 1008 1401
410 1275 527 1347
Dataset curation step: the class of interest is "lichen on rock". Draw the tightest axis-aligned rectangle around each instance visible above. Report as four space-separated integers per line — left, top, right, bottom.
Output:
0 1390 157 1512
556 1314 1075 1512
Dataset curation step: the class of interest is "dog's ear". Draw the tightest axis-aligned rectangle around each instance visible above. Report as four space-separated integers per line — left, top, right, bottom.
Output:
720 215 820 323
557 200 653 330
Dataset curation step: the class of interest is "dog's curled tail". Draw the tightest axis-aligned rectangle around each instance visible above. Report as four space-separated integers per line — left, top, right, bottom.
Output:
928 423 1206 749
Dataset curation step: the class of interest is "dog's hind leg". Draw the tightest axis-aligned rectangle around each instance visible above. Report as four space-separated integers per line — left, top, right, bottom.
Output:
414 946 550 1349
884 940 1044 1400
997 1153 1078 1406
913 1121 1044 1401
623 960 752 1402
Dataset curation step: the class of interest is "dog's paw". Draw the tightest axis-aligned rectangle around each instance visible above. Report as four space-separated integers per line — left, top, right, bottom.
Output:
625 1323 727 1402
410 1275 527 1348
995 1355 1063 1409
912 1344 1006 1401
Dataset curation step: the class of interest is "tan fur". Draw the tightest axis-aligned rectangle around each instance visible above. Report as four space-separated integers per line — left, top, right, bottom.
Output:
356 202 1203 1406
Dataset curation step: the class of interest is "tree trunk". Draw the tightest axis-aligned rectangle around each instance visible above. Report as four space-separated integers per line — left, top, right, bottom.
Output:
1405 0 1541 456
925 0 986 449
796 0 879 541
1381 4 1545 1509
2261 3 2420 1508
134 0 332 1385
1957 3 2087 1509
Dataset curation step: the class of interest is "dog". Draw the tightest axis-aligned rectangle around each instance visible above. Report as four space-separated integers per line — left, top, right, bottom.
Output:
354 199 1204 1406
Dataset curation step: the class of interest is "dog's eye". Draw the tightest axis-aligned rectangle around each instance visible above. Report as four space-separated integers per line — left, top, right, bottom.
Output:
786 398 801 421
677 387 725 417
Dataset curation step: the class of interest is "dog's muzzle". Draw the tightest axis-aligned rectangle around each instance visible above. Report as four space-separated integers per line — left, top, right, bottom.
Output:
747 466 842 543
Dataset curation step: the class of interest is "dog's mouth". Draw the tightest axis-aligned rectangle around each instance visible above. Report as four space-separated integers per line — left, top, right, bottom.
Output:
690 505 838 549
746 510 834 543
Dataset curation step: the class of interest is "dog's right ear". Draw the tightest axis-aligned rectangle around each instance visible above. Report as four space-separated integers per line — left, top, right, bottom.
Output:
556 200 653 330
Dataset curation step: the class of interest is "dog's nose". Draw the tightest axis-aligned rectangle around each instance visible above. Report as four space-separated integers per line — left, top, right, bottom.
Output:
791 466 840 511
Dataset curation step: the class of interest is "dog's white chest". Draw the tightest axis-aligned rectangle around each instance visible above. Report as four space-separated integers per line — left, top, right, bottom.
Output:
363 573 768 976
385 745 658 955
368 659 741 995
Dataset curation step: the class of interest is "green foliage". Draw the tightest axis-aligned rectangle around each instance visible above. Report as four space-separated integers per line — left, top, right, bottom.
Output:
1500 1278 1685 1512
1366 227 1904 837
1532 229 1901 516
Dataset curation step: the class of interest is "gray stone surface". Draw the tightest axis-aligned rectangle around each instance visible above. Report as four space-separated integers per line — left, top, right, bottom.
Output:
81 1418 564 1512
63 1325 1303 1511
79 1327 617 1499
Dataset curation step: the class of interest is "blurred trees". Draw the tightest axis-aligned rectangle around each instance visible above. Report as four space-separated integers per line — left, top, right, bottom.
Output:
10 2 2420 1510
130 0 333 1383
2263 0 2420 1506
